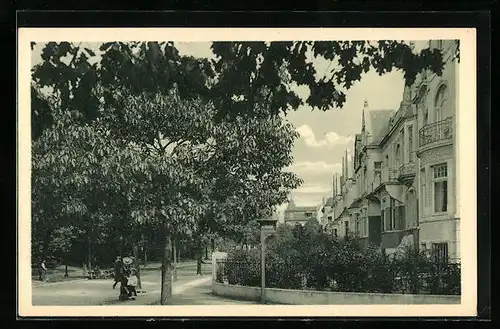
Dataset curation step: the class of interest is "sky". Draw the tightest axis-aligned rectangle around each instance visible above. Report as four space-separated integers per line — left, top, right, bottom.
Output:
31 41 415 220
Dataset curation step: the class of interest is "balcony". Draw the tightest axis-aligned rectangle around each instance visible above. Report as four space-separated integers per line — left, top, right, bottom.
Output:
419 117 453 148
398 161 416 186
388 168 399 182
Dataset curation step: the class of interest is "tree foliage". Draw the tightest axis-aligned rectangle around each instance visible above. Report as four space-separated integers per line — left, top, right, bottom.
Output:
209 41 446 119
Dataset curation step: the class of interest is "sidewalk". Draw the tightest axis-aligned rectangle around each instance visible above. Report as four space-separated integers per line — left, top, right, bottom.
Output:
32 262 214 306
171 279 258 305
113 276 213 305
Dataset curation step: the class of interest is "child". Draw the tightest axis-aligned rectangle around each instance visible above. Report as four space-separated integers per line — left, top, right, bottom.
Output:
126 268 138 299
118 271 130 301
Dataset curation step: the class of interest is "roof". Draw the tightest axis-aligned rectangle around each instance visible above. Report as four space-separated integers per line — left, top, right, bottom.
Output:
324 197 335 207
285 206 317 213
367 109 396 144
285 199 296 211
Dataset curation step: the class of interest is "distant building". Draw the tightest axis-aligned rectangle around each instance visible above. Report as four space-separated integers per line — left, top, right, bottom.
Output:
284 199 318 226
320 197 335 229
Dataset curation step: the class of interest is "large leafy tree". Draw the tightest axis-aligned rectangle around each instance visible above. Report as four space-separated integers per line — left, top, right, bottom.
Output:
102 88 301 304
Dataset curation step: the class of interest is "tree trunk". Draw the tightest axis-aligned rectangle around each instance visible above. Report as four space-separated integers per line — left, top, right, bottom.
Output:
178 244 181 263
196 238 203 275
196 254 202 275
64 263 69 277
205 246 208 260
143 247 148 267
172 239 177 281
132 244 142 290
87 237 92 272
211 238 215 253
160 235 173 305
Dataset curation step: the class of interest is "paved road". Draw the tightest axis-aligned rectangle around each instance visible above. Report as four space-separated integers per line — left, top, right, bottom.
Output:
32 262 256 306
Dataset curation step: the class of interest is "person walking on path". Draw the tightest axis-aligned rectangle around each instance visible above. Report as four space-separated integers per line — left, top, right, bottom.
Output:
112 256 123 289
38 259 47 282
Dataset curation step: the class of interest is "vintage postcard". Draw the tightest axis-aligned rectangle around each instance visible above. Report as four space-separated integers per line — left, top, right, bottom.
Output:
17 27 477 317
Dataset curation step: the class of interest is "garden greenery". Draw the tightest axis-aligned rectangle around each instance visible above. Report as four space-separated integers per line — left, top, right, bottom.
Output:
217 223 460 295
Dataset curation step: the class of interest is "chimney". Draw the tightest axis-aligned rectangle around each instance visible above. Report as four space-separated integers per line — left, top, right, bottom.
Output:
332 174 336 199
345 150 349 179
362 100 367 132
341 156 345 186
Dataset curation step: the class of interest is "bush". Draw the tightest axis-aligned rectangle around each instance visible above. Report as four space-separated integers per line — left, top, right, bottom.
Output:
225 248 260 286
219 226 460 295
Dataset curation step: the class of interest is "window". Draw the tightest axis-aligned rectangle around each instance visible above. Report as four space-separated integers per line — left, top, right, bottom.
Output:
344 221 349 236
363 166 367 191
390 199 396 230
327 216 332 222
408 125 414 162
432 242 449 265
395 144 401 167
401 130 405 161
374 161 382 177
355 214 360 235
305 212 312 218
363 217 369 237
432 164 448 213
420 168 426 213
333 229 338 237
383 199 396 231
435 85 448 123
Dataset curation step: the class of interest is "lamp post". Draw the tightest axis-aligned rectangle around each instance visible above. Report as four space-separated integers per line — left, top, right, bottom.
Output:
257 216 278 304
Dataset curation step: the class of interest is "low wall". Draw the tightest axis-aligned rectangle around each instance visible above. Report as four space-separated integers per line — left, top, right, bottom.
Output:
212 281 460 304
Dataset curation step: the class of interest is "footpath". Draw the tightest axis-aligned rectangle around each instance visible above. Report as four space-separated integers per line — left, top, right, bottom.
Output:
32 261 254 305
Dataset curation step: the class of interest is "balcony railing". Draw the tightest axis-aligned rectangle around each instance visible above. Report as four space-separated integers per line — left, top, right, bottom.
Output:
388 168 399 181
399 161 416 178
419 117 453 148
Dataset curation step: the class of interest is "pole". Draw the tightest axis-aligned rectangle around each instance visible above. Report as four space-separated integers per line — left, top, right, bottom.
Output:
260 229 266 304
173 239 177 281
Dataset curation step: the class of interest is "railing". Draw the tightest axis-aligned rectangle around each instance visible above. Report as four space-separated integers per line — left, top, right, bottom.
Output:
388 168 399 181
399 162 416 178
419 117 453 148
381 168 400 184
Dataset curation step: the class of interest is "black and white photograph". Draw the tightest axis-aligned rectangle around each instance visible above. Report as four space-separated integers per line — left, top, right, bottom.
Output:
17 28 477 317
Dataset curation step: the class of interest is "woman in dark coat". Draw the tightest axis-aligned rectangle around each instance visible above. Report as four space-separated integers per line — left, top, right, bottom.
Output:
112 256 123 289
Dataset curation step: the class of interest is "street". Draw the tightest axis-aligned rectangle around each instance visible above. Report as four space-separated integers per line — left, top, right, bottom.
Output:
32 261 257 306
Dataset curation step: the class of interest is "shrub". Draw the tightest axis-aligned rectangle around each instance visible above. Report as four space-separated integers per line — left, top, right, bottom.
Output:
219 226 460 295
225 248 260 286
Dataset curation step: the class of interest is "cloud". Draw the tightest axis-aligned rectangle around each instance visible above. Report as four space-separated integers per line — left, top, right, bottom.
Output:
287 161 341 174
296 124 352 148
